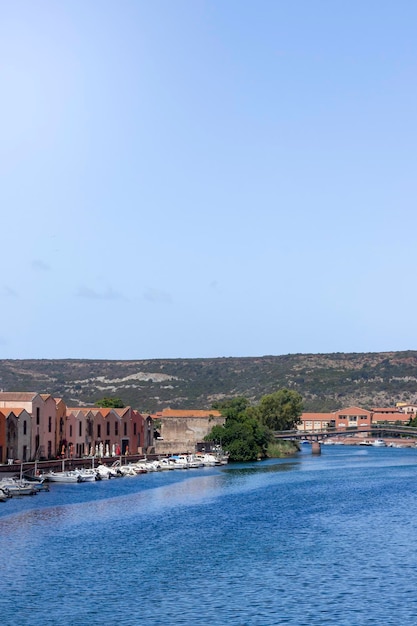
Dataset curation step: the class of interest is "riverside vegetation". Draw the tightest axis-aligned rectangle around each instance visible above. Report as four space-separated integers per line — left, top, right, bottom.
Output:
205 390 302 461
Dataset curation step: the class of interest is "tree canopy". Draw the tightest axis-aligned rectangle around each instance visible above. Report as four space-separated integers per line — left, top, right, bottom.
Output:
206 391 303 462
256 389 303 431
95 397 125 408
206 397 271 462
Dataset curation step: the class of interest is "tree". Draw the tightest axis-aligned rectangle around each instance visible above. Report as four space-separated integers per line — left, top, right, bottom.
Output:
256 389 303 431
95 397 125 408
206 397 271 461
212 397 250 420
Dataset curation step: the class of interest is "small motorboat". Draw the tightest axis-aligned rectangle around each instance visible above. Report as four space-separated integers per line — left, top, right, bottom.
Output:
43 471 81 483
371 439 386 447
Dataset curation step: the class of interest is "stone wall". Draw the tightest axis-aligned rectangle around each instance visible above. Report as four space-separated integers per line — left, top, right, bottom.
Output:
153 415 225 454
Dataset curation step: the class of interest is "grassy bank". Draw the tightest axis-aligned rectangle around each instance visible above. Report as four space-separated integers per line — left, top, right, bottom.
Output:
267 440 300 458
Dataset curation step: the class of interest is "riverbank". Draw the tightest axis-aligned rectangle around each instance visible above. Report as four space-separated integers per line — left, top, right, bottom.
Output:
267 440 300 457
322 435 417 447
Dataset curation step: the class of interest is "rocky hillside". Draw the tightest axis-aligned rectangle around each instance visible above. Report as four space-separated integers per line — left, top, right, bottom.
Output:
1 351 417 413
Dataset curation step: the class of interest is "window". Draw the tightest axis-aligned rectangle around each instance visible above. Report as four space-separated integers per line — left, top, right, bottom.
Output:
70 425 73 437
124 422 127 436
48 416 52 432
97 424 101 439
36 408 40 426
23 420 27 435
79 421 82 437
107 422 110 436
115 422 118 436
133 423 137 435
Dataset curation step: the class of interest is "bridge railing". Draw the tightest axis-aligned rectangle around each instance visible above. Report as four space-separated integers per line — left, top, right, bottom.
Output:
274 424 417 438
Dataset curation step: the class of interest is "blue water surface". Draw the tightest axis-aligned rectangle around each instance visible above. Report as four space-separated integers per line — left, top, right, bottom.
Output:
1 446 417 625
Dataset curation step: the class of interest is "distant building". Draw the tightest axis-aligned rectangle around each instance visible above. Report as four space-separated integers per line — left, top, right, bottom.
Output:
372 409 408 426
152 408 224 454
330 406 373 429
298 413 331 431
395 403 417 414
299 406 373 431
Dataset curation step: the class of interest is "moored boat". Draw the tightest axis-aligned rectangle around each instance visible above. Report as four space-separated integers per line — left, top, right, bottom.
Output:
0 478 38 496
372 439 386 447
43 471 81 483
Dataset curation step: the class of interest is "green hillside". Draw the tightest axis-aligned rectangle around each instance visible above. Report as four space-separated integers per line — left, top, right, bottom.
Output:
0 351 417 413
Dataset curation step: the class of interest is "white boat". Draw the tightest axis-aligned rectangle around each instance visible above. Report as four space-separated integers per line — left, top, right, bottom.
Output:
168 455 189 469
0 478 38 496
159 458 176 470
187 455 205 468
0 487 10 502
75 469 98 482
201 453 221 466
96 464 121 479
372 439 386 447
44 471 81 483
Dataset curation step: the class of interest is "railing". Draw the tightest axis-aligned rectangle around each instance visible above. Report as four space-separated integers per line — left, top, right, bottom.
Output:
274 424 417 440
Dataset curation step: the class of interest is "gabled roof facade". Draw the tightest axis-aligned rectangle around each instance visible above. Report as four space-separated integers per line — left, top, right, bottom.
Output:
334 406 372 416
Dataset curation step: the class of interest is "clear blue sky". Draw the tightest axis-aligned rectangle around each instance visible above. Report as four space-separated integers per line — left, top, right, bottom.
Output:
1 1 417 360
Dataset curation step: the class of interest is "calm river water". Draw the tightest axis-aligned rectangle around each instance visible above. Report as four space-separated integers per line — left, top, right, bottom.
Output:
1 445 417 625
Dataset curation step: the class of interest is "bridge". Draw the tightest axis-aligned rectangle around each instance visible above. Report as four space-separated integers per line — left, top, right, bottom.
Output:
274 424 417 454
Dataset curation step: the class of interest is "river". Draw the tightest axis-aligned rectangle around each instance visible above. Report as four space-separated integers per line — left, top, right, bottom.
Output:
1 445 417 625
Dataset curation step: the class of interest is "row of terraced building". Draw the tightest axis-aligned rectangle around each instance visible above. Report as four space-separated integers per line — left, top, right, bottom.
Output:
0 392 154 464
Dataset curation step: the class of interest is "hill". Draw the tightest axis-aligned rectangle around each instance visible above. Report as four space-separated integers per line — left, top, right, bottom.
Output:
0 351 417 413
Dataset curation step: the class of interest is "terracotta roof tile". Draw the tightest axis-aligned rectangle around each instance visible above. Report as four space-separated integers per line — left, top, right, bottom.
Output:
0 392 38 401
372 412 410 422
0 407 28 416
334 406 372 415
159 409 222 418
301 412 333 420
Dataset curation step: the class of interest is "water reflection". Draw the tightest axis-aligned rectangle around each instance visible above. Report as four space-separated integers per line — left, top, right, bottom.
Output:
221 460 298 476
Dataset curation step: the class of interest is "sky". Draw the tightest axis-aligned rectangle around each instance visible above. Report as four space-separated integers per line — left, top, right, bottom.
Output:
1 1 417 360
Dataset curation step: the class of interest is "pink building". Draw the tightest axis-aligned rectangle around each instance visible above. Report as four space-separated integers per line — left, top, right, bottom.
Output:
0 392 57 459
63 406 152 457
114 407 153 454
0 411 5 464
2 408 32 462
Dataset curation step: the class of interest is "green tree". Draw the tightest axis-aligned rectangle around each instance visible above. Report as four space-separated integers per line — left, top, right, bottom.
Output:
212 397 250 420
256 389 303 431
206 397 271 461
408 415 417 427
95 396 125 408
